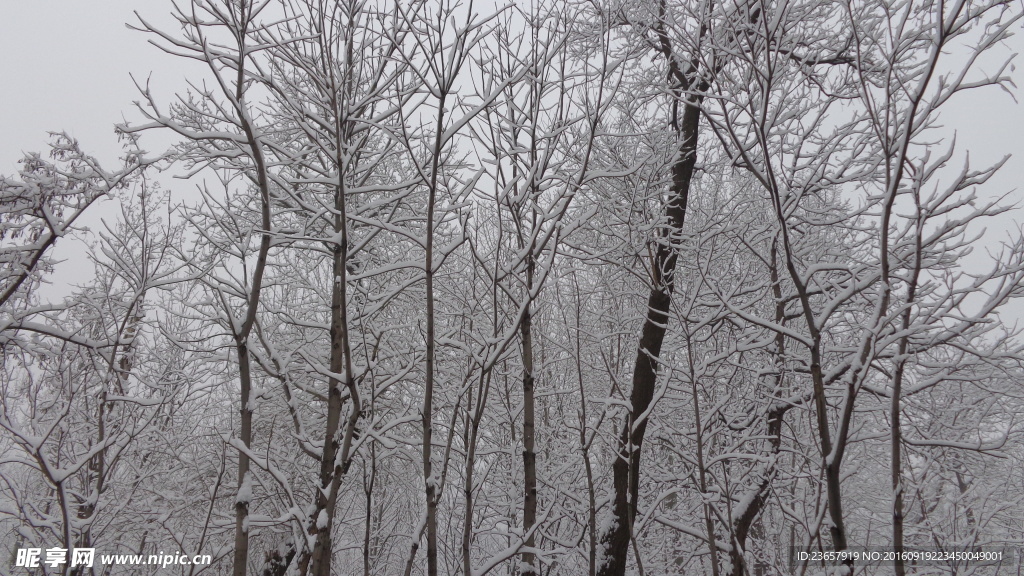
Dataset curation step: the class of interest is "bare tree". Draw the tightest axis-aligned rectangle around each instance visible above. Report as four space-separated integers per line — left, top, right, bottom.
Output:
5 2 1024 575
0 167 188 562
129 2 285 573
704 0 1024 572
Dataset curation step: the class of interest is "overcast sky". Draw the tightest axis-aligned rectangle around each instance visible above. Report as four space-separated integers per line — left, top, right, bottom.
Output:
2 3 1021 169
1 2 172 169
2 1 1023 317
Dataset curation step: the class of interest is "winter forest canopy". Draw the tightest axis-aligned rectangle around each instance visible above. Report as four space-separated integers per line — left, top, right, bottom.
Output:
2 0 1024 575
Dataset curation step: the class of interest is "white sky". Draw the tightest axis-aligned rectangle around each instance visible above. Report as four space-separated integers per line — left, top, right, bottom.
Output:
1 1 1023 319
0 2 181 169
0 2 195 298
1 4 1020 173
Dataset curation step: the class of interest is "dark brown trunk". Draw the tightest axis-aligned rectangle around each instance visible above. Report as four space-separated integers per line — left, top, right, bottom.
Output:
421 92 447 576
728 244 787 576
231 3 274 571
363 443 376 576
522 255 538 576
233 346 255 576
596 97 700 576
727 406 784 576
891 362 906 576
891 220 921 576
307 100 360 574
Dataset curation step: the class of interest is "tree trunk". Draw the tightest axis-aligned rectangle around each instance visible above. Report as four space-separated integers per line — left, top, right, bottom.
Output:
422 92 447 576
231 4 273 570
890 213 922 576
596 97 700 576
306 148 359 576
686 331 720 576
522 254 539 576
728 241 787 576
233 345 254 576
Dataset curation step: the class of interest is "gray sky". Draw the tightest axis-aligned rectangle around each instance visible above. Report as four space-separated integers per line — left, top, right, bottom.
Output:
2 3 1021 188
0 1 194 298
2 1 1023 317
1 2 170 169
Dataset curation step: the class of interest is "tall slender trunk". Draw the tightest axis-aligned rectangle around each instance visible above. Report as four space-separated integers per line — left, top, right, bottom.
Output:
890 360 907 576
778 206 847 561
228 2 274 570
297 9 368 574
305 84 362 571
891 208 922 576
230 176 272 573
363 444 377 576
521 252 539 576
422 92 447 576
728 404 785 576
230 173 272 573
306 231 354 576
234 347 255 576
685 329 719 576
78 296 145 566
809 319 848 558
727 240 787 576
570 272 598 576
596 96 701 576
461 371 489 576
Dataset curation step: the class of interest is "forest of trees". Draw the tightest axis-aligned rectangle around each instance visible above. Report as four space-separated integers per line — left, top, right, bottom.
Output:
2 0 1024 574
